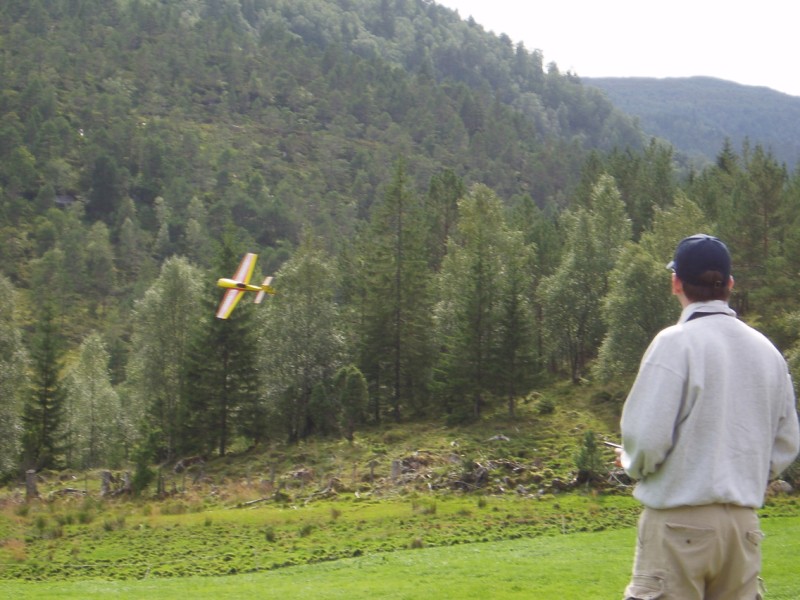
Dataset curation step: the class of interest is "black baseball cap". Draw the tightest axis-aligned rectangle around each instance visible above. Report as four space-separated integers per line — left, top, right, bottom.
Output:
667 234 731 286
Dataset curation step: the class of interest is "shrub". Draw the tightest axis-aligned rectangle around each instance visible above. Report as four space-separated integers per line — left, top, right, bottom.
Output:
131 456 155 496
299 524 314 537
34 515 48 532
160 501 187 516
412 501 437 515
264 526 277 543
102 515 126 532
536 397 556 415
574 431 605 485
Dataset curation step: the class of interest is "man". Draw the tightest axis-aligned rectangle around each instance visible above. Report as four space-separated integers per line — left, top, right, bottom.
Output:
617 234 800 599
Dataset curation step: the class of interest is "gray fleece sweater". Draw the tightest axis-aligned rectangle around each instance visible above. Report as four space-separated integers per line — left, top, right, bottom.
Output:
621 301 800 509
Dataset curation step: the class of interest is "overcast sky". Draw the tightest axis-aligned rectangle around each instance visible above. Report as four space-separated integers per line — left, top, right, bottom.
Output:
437 0 800 97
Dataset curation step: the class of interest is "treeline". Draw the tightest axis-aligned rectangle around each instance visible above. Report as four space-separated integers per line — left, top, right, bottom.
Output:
5 141 800 480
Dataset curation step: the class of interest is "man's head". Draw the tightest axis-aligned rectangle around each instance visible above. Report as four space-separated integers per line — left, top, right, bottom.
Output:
668 234 732 302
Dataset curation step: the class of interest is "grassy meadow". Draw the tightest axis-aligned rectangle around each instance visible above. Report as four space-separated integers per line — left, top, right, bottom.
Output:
1 514 799 599
1 383 798 598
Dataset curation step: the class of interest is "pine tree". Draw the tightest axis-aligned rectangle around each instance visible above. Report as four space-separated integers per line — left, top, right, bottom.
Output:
22 304 65 469
359 161 434 421
435 184 535 420
182 240 263 457
84 221 117 314
425 169 465 270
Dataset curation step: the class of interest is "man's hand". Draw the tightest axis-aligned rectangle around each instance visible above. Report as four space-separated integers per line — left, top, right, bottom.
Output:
614 447 623 469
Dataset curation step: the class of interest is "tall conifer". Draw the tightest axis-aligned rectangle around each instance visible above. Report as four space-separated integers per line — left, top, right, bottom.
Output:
182 237 263 456
359 161 434 420
22 303 65 469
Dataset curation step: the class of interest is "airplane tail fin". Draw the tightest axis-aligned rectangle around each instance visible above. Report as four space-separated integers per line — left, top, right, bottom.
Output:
254 276 275 304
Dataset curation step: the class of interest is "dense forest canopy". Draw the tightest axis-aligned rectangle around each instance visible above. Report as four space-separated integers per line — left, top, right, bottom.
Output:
1 0 800 480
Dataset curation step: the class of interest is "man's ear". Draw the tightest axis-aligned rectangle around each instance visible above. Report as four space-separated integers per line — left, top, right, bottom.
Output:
671 273 683 296
728 275 735 291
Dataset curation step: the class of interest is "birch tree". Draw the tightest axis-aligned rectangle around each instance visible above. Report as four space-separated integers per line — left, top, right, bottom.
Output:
128 256 203 461
64 333 122 468
0 276 28 476
259 236 347 443
539 175 631 382
595 193 707 381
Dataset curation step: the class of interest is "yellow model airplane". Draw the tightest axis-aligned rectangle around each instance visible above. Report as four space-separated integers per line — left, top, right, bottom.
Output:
216 253 275 319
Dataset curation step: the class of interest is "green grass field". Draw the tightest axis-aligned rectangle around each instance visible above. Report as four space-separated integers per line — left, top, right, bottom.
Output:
2 396 797 598
2 515 797 599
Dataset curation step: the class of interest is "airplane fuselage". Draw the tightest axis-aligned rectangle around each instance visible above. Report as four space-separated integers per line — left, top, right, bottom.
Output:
217 278 263 293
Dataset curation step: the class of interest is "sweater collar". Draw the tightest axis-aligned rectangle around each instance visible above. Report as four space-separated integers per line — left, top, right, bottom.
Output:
678 300 736 324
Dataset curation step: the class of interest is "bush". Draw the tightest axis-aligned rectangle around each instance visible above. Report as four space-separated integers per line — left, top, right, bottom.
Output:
264 526 277 542
131 454 155 496
535 397 556 415
574 431 605 485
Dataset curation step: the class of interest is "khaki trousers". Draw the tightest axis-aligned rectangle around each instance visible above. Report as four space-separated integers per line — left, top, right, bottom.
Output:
624 504 764 600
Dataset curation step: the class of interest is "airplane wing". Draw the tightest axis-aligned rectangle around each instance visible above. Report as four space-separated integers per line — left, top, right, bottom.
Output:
216 288 245 319
233 252 257 285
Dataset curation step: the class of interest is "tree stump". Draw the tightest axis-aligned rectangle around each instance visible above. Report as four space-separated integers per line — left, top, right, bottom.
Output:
101 471 113 496
25 470 38 500
122 471 132 494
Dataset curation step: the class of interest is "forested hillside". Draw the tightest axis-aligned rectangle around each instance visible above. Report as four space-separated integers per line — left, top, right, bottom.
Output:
1 0 800 483
585 76 800 168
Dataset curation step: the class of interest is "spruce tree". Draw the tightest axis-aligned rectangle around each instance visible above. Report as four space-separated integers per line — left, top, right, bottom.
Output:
22 303 65 470
182 239 263 457
359 161 434 421
435 184 535 420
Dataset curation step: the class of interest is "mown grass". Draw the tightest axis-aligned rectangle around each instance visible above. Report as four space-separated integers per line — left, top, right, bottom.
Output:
1 515 798 599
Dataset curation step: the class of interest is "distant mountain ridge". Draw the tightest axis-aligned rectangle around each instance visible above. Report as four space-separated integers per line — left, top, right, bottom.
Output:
584 76 800 168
